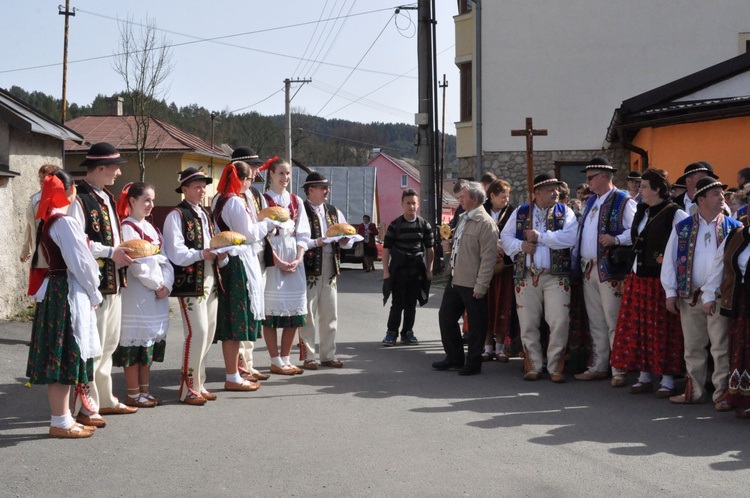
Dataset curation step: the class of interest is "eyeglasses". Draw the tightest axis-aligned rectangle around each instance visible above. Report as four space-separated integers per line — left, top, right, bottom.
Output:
586 173 602 181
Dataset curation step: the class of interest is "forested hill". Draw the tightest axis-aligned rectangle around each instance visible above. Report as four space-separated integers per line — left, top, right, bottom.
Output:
5 86 456 169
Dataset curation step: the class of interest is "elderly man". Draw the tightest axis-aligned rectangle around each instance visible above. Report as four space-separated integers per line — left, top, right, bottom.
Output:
574 157 636 385
68 142 135 427
663 177 741 410
501 173 578 382
433 181 498 375
626 171 642 203
673 161 718 214
299 171 354 369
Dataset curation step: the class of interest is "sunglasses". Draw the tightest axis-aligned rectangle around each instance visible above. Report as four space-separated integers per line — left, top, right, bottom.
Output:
586 172 602 181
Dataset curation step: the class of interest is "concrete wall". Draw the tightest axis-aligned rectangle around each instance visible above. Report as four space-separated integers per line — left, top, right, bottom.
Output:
0 126 62 319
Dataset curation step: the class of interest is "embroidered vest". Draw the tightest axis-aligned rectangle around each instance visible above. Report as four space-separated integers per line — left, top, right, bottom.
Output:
631 201 679 278
303 200 340 277
76 181 123 294
737 205 748 220
675 213 740 298
579 188 630 282
41 213 67 274
212 193 240 233
494 204 514 266
169 201 213 297
512 203 571 278
719 226 750 318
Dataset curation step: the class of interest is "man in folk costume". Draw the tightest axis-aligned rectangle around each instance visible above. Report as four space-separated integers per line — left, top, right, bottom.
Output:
68 142 136 427
574 157 636 385
500 173 578 382
662 177 741 410
626 171 642 204
299 172 355 370
228 147 271 382
673 161 726 215
163 168 222 405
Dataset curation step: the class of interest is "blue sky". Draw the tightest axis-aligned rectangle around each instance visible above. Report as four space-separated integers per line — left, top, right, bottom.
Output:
2 1 459 134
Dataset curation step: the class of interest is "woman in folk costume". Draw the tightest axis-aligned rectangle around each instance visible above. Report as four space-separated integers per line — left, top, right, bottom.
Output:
483 179 517 363
112 182 174 407
213 162 276 391
610 168 687 397
262 157 311 375
27 170 103 438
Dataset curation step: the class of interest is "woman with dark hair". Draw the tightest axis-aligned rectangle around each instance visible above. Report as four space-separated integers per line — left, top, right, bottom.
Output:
358 214 379 272
27 169 103 438
263 157 311 375
610 168 687 397
213 162 275 391
112 182 174 407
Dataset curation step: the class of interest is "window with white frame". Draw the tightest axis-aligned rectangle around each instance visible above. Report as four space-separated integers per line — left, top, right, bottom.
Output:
401 174 408 187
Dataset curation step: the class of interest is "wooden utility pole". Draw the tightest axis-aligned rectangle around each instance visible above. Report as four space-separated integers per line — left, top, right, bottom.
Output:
511 117 548 203
417 0 435 225
438 74 448 211
284 77 311 190
59 1 75 123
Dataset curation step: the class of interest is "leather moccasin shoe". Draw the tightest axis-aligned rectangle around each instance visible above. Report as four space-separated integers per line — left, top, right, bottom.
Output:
76 414 106 428
201 391 217 401
574 370 608 381
669 394 700 404
715 399 732 412
180 393 207 406
124 396 156 408
99 403 138 415
270 364 296 376
302 361 318 370
629 382 653 394
550 373 566 383
49 425 94 439
655 387 676 399
523 371 540 381
320 360 343 368
495 354 510 364
610 375 627 388
225 380 260 392
251 371 271 381
288 365 304 375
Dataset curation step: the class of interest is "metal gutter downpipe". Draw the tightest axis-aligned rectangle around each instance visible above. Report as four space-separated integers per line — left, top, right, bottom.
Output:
472 0 482 180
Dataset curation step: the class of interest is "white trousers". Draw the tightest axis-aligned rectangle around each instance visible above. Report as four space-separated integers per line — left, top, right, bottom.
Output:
515 272 570 374
299 255 338 363
177 268 217 399
89 292 122 411
583 262 624 374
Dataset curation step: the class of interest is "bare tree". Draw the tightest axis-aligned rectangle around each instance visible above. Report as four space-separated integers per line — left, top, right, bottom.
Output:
113 16 173 181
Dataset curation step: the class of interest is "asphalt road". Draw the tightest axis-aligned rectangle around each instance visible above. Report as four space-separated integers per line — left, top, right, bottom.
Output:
1 263 749 497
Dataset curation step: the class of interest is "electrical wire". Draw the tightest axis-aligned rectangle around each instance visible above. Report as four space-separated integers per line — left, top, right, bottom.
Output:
291 0 330 78
300 128 414 155
309 1 357 78
297 0 343 78
228 87 285 114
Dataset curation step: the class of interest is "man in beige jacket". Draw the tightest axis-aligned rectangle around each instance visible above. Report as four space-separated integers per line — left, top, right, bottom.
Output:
433 181 498 375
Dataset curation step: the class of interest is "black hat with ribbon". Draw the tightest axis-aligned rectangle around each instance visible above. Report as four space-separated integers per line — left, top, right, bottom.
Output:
627 171 642 180
683 161 719 179
175 167 213 193
532 173 563 190
79 142 127 168
581 156 617 173
231 146 264 166
303 171 329 188
693 176 727 198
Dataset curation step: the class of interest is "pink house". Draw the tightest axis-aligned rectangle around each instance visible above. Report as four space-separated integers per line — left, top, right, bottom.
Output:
365 152 457 232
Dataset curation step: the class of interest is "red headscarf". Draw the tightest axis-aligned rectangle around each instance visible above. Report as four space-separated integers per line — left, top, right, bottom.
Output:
116 182 134 219
217 163 242 195
36 174 71 221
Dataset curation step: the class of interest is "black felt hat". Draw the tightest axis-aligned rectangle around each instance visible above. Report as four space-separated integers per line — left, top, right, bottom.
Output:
581 156 616 173
175 167 213 193
79 142 127 168
683 161 719 179
231 146 264 166
694 177 727 198
627 171 642 180
532 173 563 189
303 171 329 187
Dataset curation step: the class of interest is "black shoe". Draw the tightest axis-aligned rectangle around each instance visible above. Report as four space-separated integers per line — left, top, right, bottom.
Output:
458 366 481 376
432 359 463 371
461 333 469 345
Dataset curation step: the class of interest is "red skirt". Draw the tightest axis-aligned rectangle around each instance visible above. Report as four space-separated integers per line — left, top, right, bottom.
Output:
487 266 515 340
728 288 750 409
610 273 685 376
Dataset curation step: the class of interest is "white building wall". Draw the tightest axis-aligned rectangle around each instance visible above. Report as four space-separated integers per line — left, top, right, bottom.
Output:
480 0 750 152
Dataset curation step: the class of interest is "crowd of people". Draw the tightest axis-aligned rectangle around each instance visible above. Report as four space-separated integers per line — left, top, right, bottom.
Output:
424 158 750 420
22 143 356 438
21 142 750 438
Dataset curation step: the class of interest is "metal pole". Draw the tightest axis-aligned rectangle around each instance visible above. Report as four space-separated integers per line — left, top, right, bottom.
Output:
472 0 482 180
284 78 292 165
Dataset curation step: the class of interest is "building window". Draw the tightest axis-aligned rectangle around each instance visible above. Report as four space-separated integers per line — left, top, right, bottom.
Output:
458 0 472 14
459 62 472 122
401 174 408 187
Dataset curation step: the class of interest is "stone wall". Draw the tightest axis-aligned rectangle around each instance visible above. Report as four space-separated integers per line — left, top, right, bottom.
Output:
458 148 630 205
0 128 63 319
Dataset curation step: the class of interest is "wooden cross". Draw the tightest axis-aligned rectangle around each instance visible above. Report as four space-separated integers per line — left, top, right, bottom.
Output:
511 117 548 203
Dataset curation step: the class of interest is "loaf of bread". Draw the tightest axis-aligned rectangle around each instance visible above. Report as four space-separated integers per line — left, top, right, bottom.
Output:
325 223 356 237
119 239 159 259
209 231 248 249
258 206 291 222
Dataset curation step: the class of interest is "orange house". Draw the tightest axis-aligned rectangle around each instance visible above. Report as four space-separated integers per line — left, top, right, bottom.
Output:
607 51 750 185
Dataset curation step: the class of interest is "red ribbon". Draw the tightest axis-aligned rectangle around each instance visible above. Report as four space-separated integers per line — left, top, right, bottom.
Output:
116 182 134 219
36 175 70 221
217 163 242 195
258 155 279 173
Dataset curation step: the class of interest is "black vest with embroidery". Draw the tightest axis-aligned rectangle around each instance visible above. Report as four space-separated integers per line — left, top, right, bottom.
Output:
303 200 340 277
76 181 123 294
169 200 212 297
631 200 679 278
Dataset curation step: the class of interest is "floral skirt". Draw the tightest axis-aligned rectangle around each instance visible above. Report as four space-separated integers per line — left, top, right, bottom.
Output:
215 256 262 342
263 315 307 328
112 340 166 367
26 275 93 385
610 273 685 376
728 288 750 409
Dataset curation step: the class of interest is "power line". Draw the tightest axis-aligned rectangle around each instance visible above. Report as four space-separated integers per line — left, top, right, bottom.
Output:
228 87 285 114
291 0 330 78
299 127 414 155
308 0 357 78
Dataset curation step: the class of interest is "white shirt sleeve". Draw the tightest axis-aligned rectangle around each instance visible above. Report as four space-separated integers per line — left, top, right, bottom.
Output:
702 236 727 304
222 196 270 243
538 207 579 249
162 210 203 267
661 225 680 299
337 209 356 249
615 197 637 246
51 216 103 306
500 208 522 258
294 195 312 250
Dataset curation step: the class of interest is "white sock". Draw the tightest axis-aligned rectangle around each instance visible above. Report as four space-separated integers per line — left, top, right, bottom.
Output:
281 356 291 365
226 372 243 383
484 345 493 354
637 372 652 383
661 375 675 389
270 356 285 368
51 413 74 429
128 392 140 399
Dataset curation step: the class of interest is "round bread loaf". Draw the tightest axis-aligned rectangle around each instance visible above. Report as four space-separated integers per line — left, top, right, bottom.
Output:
258 206 290 222
209 231 248 249
325 222 356 237
119 239 159 259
